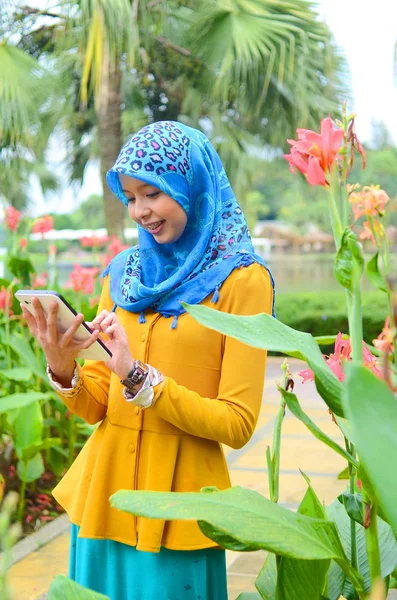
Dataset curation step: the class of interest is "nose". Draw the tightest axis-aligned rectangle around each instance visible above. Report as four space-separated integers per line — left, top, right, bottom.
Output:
134 197 151 221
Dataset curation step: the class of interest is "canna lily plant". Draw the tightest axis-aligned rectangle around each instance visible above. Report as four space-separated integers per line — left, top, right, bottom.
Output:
111 105 397 600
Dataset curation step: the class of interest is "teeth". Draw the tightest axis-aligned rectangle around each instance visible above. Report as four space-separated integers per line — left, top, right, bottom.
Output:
147 221 163 230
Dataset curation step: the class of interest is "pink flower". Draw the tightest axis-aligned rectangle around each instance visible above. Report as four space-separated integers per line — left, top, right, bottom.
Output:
32 272 48 289
19 237 28 250
373 317 394 354
0 286 13 316
32 215 54 236
65 264 99 294
103 235 130 265
349 185 390 222
4 206 22 232
284 117 344 187
49 244 57 257
299 333 383 383
81 235 109 249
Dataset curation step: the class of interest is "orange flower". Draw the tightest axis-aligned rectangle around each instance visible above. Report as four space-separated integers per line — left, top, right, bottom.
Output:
284 117 344 187
19 237 28 250
349 185 390 222
373 317 394 354
358 220 383 244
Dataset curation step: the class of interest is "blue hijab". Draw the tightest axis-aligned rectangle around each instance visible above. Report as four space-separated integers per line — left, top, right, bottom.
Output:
104 121 275 327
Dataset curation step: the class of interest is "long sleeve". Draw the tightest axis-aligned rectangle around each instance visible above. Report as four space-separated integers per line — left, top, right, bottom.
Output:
53 278 114 424
151 265 273 449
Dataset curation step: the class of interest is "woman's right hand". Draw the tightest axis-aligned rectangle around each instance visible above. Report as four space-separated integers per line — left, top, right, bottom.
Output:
21 297 101 386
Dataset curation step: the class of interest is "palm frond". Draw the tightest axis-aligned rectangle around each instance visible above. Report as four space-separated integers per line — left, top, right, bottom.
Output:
0 43 44 146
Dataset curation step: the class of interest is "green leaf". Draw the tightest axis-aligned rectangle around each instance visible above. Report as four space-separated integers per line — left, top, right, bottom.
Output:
337 491 363 526
278 387 357 467
20 438 61 462
366 252 388 293
182 303 344 416
0 368 33 382
48 574 110 599
17 453 44 483
274 474 330 600
8 333 47 381
337 467 350 480
0 392 52 414
344 364 397 535
236 594 263 600
110 486 365 594
14 402 43 454
328 499 397 594
7 256 35 286
334 228 364 291
255 553 277 600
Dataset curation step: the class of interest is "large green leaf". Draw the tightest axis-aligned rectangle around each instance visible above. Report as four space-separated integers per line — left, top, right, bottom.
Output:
17 453 44 483
273 475 330 600
8 333 47 380
14 401 43 454
0 368 33 382
7 256 35 286
278 387 357 467
328 499 397 595
20 438 61 462
0 392 52 414
182 303 344 416
344 365 397 535
236 594 262 600
48 575 110 599
111 486 364 594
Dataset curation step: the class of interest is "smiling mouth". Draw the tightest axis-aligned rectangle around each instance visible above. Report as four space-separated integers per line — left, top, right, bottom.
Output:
146 220 165 231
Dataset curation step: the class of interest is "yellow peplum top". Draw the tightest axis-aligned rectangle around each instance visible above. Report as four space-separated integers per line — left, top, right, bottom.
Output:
52 262 273 552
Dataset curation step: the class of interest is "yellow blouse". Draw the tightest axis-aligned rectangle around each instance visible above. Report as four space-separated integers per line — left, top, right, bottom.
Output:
52 263 273 552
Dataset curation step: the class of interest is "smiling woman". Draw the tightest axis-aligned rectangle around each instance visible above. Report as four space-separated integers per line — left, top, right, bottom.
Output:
22 120 275 600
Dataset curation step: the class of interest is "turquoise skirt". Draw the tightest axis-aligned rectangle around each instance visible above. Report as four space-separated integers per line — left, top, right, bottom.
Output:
69 525 228 600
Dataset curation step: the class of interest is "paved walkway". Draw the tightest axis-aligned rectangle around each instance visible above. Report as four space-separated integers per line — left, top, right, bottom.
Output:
8 358 351 599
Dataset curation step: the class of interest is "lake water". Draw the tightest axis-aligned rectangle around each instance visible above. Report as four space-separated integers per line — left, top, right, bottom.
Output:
41 252 397 294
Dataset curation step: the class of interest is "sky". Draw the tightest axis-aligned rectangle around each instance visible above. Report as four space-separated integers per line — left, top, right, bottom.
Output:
30 0 397 215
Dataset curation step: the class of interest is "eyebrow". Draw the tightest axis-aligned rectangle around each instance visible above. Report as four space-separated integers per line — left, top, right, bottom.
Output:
121 184 154 193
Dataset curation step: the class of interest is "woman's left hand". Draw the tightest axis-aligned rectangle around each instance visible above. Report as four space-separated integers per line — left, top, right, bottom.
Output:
89 311 134 379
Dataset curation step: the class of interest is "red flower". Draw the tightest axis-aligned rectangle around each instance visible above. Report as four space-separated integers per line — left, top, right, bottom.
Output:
299 332 383 383
103 235 130 265
81 235 109 249
32 272 48 289
0 286 13 316
19 237 28 250
284 117 344 187
32 215 54 236
65 264 99 294
4 206 22 232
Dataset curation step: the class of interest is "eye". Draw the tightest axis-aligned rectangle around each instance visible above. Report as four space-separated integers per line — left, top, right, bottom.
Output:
126 197 135 203
147 191 160 199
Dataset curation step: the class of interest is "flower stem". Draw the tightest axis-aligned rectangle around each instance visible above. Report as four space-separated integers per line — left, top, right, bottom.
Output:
345 438 358 573
363 490 382 591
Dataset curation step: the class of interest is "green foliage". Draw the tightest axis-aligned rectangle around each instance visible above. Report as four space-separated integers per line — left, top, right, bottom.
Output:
275 291 388 347
344 365 397 536
48 575 110 599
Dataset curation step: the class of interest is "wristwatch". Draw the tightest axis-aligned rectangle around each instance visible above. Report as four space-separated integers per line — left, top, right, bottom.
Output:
120 360 149 392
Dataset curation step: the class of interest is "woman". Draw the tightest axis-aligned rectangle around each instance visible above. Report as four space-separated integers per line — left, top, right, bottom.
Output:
22 121 275 600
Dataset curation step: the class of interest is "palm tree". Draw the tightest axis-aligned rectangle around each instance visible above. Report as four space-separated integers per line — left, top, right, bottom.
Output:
1 0 348 235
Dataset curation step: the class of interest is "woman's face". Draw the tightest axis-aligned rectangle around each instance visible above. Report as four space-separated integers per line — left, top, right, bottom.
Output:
120 175 187 244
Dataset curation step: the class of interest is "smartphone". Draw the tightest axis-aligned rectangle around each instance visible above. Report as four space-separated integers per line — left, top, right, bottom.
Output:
15 290 112 362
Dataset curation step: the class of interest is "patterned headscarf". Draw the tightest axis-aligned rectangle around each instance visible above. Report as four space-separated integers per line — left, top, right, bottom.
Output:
104 121 275 326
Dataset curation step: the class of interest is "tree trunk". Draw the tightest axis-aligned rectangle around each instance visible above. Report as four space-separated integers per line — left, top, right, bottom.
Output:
97 68 126 240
